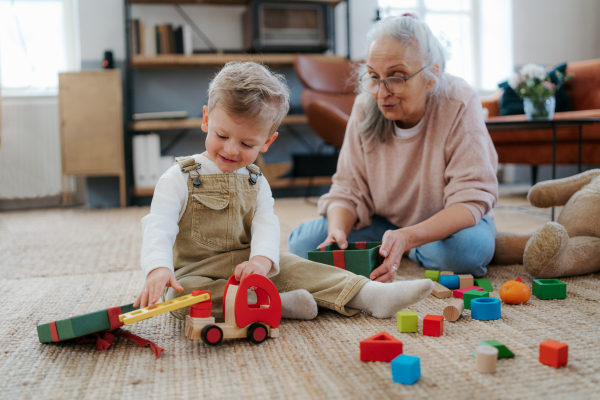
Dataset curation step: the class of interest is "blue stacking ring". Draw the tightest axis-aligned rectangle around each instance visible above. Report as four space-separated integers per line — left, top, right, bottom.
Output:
439 275 460 290
471 297 501 320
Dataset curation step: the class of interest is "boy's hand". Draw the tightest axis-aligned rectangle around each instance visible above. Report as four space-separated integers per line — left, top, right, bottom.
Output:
234 256 272 282
134 267 183 309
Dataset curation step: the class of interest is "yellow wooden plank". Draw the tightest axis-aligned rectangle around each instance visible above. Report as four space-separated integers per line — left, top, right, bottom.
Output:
119 293 210 325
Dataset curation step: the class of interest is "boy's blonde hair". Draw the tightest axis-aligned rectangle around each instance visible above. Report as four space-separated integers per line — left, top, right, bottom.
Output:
207 61 290 134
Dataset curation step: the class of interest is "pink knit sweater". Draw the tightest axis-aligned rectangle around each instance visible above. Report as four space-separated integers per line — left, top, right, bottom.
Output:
318 75 498 230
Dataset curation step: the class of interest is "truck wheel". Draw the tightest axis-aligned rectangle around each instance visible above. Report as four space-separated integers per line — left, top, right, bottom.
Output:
201 325 223 346
247 323 268 344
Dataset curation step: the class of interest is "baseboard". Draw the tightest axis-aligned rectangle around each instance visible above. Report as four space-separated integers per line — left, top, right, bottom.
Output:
0 195 63 211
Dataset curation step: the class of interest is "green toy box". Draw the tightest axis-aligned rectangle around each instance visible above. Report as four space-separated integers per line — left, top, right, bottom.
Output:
532 279 567 299
37 303 140 343
308 242 383 278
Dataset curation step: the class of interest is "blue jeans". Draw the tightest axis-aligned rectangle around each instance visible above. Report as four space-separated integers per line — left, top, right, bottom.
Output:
288 215 496 277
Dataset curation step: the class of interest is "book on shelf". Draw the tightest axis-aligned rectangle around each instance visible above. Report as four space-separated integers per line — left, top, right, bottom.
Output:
144 24 156 57
132 111 189 120
133 133 175 189
132 134 148 189
183 25 193 56
146 133 161 187
130 19 193 56
133 133 175 190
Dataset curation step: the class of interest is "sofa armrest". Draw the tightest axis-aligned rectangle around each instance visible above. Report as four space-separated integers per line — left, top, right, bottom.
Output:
480 90 503 117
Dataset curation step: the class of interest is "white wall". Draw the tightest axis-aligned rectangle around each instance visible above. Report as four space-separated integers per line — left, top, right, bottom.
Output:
78 0 125 61
512 0 600 66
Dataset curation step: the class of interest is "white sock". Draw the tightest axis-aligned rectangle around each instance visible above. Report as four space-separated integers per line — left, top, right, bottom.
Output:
347 279 434 319
280 289 318 320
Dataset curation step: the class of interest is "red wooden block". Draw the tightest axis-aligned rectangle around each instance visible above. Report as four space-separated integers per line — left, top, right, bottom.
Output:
190 290 212 318
360 331 403 362
423 315 444 337
539 340 568 368
515 277 523 283
453 286 484 299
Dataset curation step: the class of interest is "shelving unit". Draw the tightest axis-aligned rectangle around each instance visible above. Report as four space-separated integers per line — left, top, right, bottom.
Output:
124 0 347 203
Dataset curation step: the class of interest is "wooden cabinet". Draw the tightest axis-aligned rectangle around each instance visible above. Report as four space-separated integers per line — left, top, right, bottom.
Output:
59 70 126 207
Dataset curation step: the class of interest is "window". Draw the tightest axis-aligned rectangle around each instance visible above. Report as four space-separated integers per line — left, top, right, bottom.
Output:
0 0 78 96
377 0 512 92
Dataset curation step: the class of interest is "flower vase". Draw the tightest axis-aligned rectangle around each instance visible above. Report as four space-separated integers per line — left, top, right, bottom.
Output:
524 96 556 120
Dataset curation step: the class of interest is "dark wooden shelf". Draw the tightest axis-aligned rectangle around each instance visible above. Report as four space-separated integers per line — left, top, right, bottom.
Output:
130 54 344 69
129 0 343 5
130 114 308 131
132 176 332 196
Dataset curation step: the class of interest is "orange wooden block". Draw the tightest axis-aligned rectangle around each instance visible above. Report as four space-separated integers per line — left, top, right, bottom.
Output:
539 340 568 368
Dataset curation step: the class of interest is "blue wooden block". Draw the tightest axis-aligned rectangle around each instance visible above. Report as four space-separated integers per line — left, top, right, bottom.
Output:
391 354 421 385
471 298 501 321
439 275 460 290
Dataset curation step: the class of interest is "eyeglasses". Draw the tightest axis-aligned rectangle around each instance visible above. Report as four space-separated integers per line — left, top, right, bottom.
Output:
359 64 431 94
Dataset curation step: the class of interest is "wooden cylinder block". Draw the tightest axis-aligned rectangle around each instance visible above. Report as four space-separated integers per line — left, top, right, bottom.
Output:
476 345 498 373
443 299 464 322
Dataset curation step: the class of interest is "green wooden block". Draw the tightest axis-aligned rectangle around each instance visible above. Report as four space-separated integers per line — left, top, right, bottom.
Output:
307 242 382 278
36 324 54 344
532 279 567 300
397 311 418 333
471 340 514 358
473 278 493 292
425 270 440 282
37 303 139 343
463 290 489 310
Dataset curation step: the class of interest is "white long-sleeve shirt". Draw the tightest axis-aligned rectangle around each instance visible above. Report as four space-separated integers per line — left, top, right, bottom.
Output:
140 154 280 278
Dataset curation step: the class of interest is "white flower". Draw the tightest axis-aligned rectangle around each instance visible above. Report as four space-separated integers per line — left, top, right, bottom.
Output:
520 63 547 80
508 73 520 89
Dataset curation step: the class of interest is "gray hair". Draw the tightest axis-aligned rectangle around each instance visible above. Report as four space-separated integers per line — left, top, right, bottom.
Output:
358 16 449 149
208 61 290 134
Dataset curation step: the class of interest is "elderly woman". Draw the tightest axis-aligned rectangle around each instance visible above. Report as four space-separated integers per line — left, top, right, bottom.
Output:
289 16 498 283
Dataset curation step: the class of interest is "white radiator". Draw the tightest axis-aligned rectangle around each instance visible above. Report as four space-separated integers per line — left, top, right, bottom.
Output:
0 97 62 199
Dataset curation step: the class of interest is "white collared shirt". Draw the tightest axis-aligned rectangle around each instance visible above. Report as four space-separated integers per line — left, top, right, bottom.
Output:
140 154 280 278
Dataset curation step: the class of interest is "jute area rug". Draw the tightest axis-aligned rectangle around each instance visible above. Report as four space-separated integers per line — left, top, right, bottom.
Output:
1 206 599 400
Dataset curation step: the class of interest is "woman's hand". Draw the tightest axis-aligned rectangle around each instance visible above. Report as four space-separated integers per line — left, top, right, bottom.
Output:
134 267 183 309
316 228 349 250
370 229 411 282
235 256 273 281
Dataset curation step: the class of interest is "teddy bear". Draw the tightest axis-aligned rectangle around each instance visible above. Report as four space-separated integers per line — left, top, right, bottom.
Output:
493 169 600 278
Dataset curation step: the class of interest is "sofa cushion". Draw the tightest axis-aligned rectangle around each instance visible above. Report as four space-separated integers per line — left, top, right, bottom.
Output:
499 63 571 116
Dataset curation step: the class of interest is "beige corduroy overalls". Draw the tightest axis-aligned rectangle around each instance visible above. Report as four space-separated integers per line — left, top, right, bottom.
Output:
163 157 368 320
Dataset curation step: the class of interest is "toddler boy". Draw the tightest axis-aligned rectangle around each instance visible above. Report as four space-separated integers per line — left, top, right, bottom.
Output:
135 62 434 319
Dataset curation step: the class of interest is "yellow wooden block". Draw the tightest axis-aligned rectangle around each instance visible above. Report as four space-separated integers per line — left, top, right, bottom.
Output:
119 293 211 325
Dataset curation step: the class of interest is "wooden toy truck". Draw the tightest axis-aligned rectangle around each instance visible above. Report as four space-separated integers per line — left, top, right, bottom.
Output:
119 274 282 346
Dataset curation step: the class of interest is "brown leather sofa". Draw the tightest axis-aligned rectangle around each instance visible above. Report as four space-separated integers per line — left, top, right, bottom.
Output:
481 59 600 170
